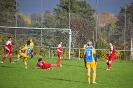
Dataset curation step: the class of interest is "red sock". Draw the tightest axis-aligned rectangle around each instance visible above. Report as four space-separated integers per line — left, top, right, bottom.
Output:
2 56 6 62
108 64 111 69
56 64 60 67
56 58 60 64
9 57 12 63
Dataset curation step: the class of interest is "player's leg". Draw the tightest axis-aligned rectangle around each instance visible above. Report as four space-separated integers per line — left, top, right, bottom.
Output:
108 56 115 70
21 53 28 69
107 56 114 70
106 57 110 70
31 50 34 58
20 53 29 58
92 63 97 84
17 53 21 60
87 68 91 84
54 63 62 67
56 52 62 65
44 64 53 70
86 62 91 84
1 53 9 63
9 54 14 63
23 58 27 69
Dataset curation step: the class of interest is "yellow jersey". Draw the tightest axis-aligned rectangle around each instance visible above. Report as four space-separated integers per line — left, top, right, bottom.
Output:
25 42 34 50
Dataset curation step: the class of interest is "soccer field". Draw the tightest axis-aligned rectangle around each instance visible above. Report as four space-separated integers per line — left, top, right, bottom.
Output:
0 56 133 88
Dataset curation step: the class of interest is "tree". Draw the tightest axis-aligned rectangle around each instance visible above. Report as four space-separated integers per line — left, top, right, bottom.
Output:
0 0 16 26
53 0 96 47
115 1 133 50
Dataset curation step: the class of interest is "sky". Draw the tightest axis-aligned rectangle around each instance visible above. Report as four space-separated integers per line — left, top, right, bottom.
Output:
17 0 132 16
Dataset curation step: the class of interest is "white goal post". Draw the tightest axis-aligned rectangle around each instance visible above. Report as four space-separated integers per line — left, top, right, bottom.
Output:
131 38 133 60
0 26 72 59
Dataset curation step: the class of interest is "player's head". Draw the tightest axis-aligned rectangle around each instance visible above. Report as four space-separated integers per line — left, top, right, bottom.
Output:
86 39 92 46
60 41 63 44
27 40 30 45
88 41 92 46
86 39 90 43
109 42 113 46
9 37 12 41
30 39 32 42
38 58 42 62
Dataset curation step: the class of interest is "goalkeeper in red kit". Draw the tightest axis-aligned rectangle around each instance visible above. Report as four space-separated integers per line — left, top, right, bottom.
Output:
106 42 116 70
36 58 61 70
55 42 63 67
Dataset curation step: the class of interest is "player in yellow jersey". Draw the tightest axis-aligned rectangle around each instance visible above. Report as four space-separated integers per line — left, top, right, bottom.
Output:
19 40 31 69
84 40 97 84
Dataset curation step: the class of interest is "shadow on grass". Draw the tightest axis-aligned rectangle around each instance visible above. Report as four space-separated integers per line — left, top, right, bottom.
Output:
97 67 106 70
62 63 83 68
46 77 87 84
0 66 13 68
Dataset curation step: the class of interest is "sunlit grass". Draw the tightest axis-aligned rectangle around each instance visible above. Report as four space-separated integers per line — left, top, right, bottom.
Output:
0 56 133 88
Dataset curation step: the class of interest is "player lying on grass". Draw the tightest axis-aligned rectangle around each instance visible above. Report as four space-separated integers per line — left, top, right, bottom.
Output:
35 58 62 70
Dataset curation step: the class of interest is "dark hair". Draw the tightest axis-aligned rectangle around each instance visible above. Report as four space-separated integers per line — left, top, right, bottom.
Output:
38 58 42 62
86 39 90 42
27 40 30 45
109 42 113 45
9 37 12 39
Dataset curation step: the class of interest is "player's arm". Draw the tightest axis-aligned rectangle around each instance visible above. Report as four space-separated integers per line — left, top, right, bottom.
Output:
83 44 87 68
83 44 86 50
32 42 34 48
93 48 97 65
5 45 10 51
21 47 26 51
109 46 114 56
5 42 10 51
35 63 39 69
94 54 97 62
57 47 62 52
30 42 34 49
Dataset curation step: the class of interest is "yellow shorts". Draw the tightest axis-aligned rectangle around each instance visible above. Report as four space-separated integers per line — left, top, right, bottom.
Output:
86 62 96 69
20 53 29 60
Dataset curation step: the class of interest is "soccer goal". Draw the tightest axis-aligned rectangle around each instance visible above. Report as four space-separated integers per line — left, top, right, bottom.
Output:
130 38 133 60
0 26 72 59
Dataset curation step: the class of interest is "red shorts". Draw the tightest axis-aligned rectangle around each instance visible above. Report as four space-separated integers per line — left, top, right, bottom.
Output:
6 50 12 55
41 64 52 69
57 52 62 57
107 56 115 61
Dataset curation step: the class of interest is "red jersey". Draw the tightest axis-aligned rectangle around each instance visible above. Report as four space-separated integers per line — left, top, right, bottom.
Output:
5 40 12 51
109 46 115 57
57 44 62 53
36 60 45 68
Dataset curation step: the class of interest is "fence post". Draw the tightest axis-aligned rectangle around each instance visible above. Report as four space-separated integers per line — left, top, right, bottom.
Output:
78 48 80 60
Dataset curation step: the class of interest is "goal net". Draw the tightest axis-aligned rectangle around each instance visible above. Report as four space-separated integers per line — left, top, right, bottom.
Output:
0 26 71 59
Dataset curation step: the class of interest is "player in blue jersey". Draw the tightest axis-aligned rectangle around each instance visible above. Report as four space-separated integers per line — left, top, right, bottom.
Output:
84 40 97 84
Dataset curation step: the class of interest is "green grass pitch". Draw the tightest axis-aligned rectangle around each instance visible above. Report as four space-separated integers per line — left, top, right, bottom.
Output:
0 56 133 88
